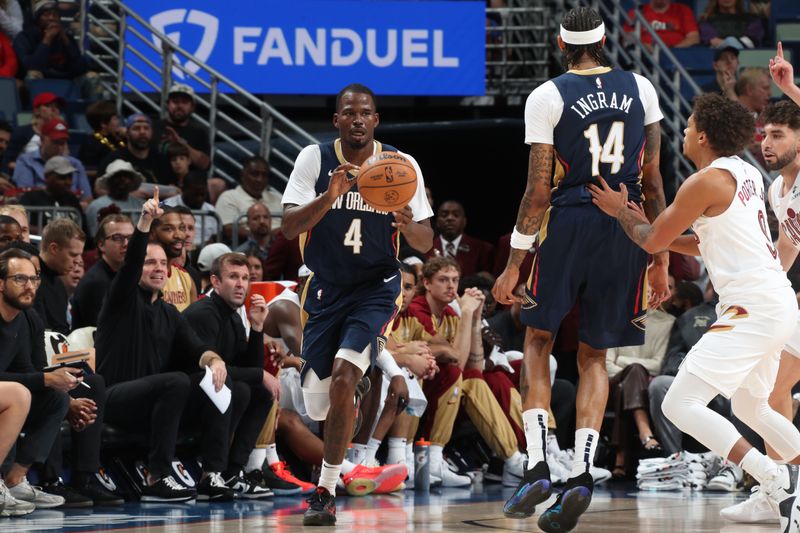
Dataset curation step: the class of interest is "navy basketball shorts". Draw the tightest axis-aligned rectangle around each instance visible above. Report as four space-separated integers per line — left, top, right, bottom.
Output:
521 205 649 349
300 271 401 382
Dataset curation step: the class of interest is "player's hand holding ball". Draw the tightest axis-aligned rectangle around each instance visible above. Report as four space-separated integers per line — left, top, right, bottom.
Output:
325 163 359 201
392 205 414 233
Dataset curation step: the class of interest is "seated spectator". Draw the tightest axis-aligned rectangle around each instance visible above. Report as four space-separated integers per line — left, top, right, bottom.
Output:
169 205 202 291
85 160 145 237
263 231 303 281
167 142 190 188
0 0 23 40
197 242 231 294
425 200 494 277
699 0 765 48
0 204 30 242
0 381 32 516
98 114 172 188
12 118 91 203
153 84 210 171
0 214 21 251
235 201 271 262
0 119 13 190
163 171 218 245
245 249 263 282
0 19 17 78
60 251 81 306
625 0 700 48
702 42 740 100
79 100 125 181
19 156 85 232
735 67 771 164
13 0 95 98
216 156 282 240
3 92 63 173
149 206 196 311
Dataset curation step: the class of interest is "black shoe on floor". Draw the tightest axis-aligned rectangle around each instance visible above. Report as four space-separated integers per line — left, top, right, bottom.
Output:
303 487 336 526
41 479 93 508
503 460 552 519
74 474 124 506
537 471 594 533
141 475 196 503
197 473 234 502
248 468 302 496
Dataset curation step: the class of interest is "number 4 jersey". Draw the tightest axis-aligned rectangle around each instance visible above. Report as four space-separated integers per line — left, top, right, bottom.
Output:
524 66 663 207
282 139 433 286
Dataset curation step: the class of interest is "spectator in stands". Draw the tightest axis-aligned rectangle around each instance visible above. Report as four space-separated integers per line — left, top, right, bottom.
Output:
60 252 80 301
163 171 218 246
263 231 303 282
154 84 210 171
735 67 771 164
0 381 33 516
95 194 207 503
0 204 29 242
0 215 20 251
426 200 494 277
99 114 172 188
183 253 277 499
19 156 85 232
13 0 95 97
235 201 272 261
3 92 63 173
167 142 190 188
149 206 196 311
699 0 765 48
33 218 84 334
702 42 740 100
0 17 17 78
0 119 13 190
245 249 263 282
71 214 132 329
85 160 144 237
168 206 202 292
216 156 282 240
196 242 231 294
0 0 23 40
625 0 700 49
12 118 91 203
0 248 69 510
79 100 125 181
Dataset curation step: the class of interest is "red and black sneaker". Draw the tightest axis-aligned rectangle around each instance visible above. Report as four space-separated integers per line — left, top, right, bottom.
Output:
303 487 336 526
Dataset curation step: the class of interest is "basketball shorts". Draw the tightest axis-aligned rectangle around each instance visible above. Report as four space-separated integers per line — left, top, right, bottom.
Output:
520 205 649 349
682 289 797 399
300 272 401 383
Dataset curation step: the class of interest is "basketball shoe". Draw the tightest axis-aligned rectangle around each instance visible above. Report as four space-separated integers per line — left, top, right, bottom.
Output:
537 471 593 533
503 460 553 518
763 464 800 533
720 485 779 524
267 461 315 495
303 487 336 526
341 463 408 496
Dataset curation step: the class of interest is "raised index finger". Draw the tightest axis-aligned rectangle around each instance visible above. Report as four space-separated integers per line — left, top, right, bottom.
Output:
153 185 160 204
778 41 784 60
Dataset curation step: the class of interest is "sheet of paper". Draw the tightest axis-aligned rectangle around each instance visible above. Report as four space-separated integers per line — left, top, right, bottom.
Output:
199 365 231 414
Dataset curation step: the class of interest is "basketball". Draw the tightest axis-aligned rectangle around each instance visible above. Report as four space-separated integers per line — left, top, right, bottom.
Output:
356 151 418 211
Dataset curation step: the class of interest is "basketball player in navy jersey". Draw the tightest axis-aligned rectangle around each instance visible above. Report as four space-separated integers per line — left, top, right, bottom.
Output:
493 7 670 532
281 83 434 526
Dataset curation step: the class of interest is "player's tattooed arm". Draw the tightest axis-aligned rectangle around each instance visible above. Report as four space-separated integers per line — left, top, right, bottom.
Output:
617 208 657 251
508 143 553 268
281 198 333 240
640 123 669 266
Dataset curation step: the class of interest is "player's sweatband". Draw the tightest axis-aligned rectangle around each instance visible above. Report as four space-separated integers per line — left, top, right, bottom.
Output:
377 348 404 379
560 23 605 45
510 227 536 250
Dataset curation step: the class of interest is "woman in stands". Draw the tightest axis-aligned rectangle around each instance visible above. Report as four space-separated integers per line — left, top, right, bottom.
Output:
698 0 765 48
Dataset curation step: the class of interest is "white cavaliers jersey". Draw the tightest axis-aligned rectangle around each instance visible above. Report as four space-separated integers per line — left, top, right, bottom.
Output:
692 156 789 302
768 171 800 250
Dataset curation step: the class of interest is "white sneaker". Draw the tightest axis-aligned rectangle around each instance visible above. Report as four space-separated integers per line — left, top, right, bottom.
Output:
0 479 35 517
590 465 612 484
763 464 800 532
430 457 471 487
501 452 525 487
8 477 64 508
720 485 779 524
708 462 744 492
547 452 570 484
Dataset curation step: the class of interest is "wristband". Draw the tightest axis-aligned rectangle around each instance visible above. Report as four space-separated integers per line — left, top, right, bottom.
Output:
377 348 404 379
510 226 536 250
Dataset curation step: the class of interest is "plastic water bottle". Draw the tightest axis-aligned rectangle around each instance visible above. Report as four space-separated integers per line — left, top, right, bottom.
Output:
414 439 430 492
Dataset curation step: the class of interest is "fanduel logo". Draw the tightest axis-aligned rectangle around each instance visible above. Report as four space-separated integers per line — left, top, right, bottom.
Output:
149 9 219 79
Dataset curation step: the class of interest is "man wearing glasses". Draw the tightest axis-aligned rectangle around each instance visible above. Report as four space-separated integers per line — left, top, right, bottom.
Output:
71 214 134 329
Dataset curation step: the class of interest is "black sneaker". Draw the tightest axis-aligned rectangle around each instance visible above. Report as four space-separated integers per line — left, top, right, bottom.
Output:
74 475 124 506
248 468 302 496
303 487 336 526
41 479 93 508
197 473 234 502
537 471 594 533
224 470 273 499
141 475 196 503
503 460 552 518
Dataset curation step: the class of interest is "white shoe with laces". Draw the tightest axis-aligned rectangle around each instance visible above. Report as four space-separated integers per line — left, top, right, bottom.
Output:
763 464 800 533
708 462 744 492
502 452 526 487
720 485 779 524
0 479 35 516
430 457 471 487
7 477 64 508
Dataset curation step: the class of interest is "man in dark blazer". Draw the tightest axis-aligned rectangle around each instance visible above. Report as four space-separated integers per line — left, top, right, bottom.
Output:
426 200 494 277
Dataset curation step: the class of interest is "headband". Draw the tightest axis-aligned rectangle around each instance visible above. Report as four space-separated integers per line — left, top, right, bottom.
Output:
560 23 605 45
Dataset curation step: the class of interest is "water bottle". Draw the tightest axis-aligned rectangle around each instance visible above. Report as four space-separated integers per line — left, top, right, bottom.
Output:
414 439 430 492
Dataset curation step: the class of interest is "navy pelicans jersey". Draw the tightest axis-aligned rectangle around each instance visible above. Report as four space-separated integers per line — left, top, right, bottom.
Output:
282 139 433 287
524 66 663 207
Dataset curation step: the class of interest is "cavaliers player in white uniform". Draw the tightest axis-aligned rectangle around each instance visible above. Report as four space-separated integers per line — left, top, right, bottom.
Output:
591 93 800 533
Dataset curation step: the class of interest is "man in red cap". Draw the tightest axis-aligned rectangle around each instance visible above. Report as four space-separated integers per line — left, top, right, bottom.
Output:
2 92 64 173
11 117 91 204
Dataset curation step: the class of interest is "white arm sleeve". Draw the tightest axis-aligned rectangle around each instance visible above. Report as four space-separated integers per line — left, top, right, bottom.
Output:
633 73 664 126
282 145 321 207
524 81 563 145
377 348 404 379
397 150 434 222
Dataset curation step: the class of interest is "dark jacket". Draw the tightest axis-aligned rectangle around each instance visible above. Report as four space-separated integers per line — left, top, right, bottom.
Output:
71 258 115 329
0 309 48 391
33 259 69 335
13 24 88 79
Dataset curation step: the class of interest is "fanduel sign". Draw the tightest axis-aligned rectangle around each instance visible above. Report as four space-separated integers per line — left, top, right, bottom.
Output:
125 0 485 96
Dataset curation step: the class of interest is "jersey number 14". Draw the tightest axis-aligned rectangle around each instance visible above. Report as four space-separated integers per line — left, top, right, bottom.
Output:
584 122 625 176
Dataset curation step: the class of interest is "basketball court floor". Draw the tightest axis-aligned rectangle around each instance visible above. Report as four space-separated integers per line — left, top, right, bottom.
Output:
0 483 774 532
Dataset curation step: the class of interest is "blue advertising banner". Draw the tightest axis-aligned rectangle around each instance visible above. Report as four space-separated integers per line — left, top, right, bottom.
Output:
125 0 486 96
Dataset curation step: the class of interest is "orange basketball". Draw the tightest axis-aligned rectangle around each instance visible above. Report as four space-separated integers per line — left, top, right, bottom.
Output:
357 151 418 211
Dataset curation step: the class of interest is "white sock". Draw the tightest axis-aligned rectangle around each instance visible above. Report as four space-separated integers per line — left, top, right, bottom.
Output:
523 408 549 467
341 459 356 475
265 443 280 466
365 438 381 464
350 443 367 465
387 438 407 464
739 448 780 486
245 448 266 473
570 428 599 478
429 444 444 469
318 460 342 494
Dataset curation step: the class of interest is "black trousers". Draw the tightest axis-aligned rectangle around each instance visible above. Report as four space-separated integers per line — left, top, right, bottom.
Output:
41 373 107 482
228 380 272 472
16 388 69 466
105 372 190 479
